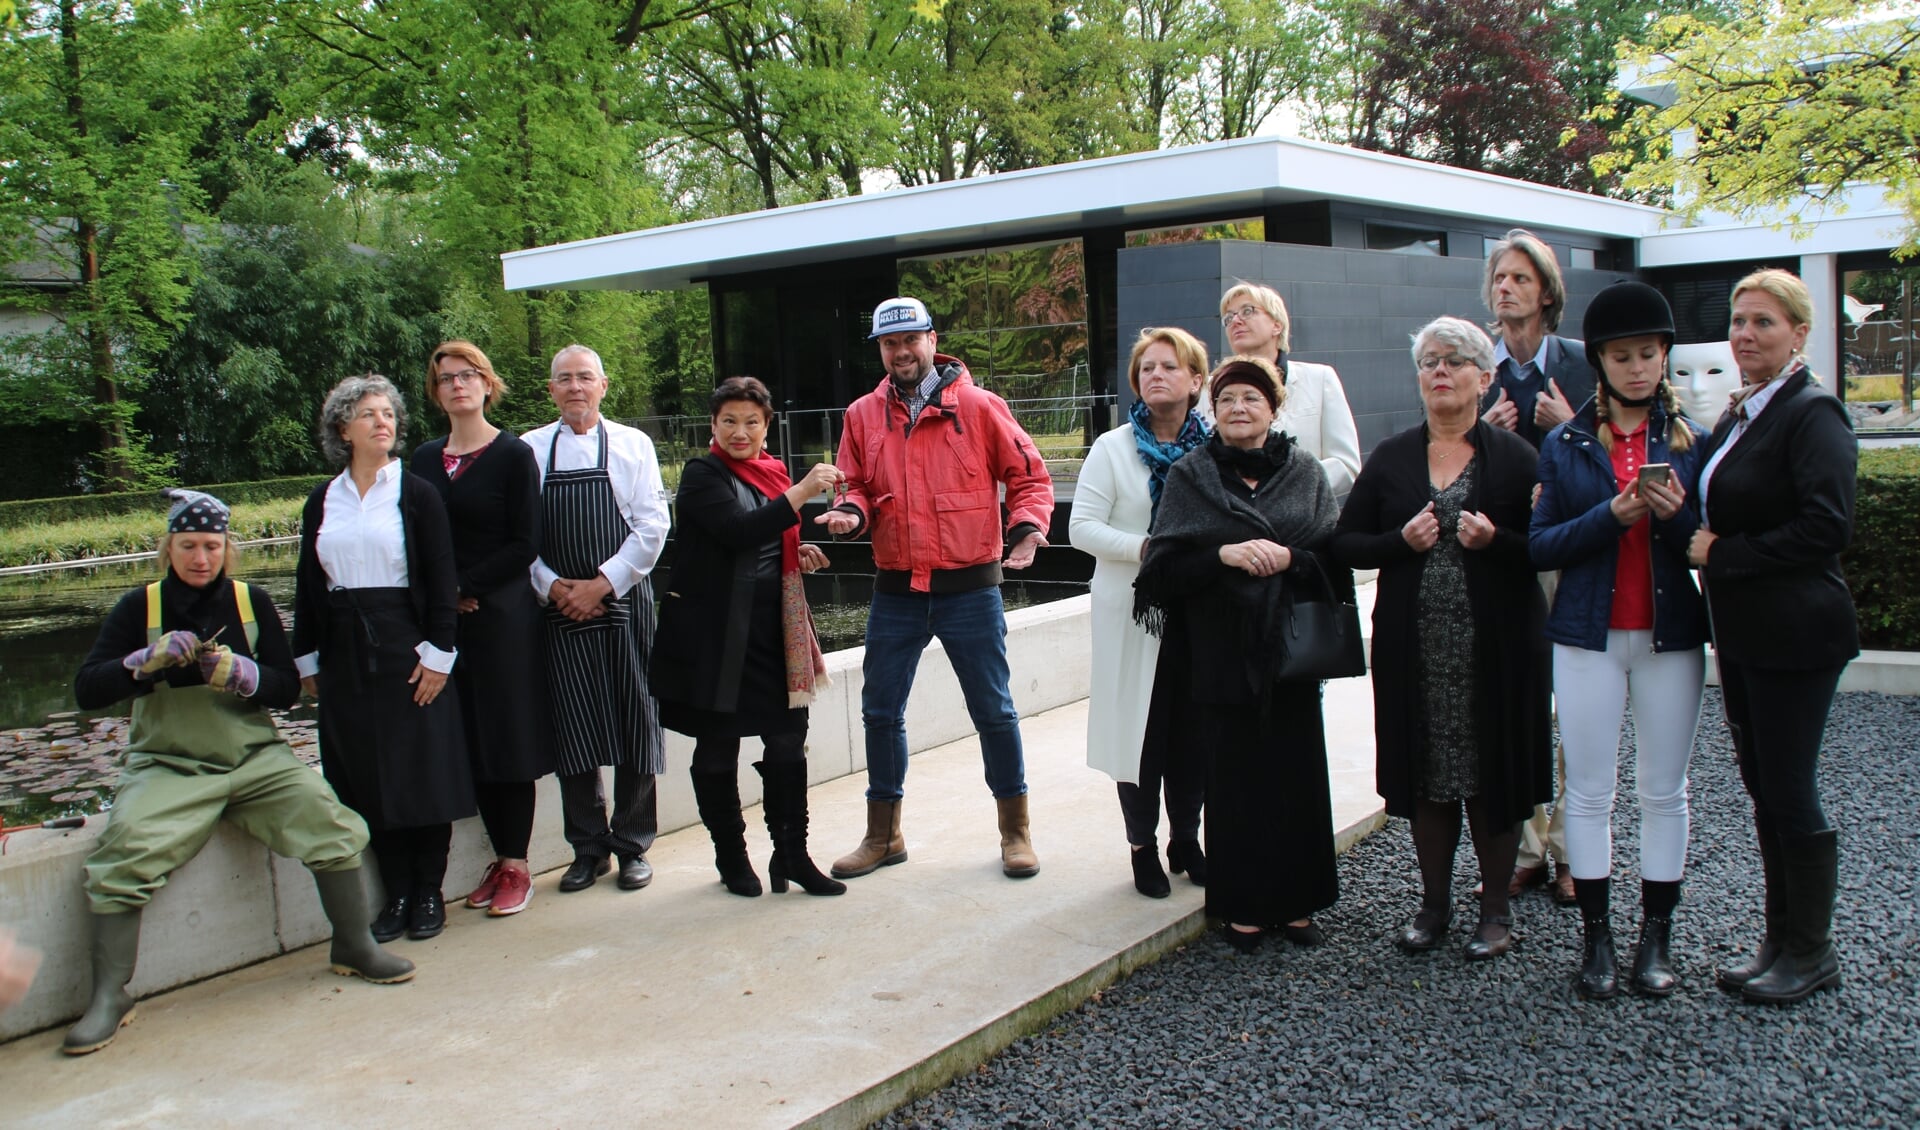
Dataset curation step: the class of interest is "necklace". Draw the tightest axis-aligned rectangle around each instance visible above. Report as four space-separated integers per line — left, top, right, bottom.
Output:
1428 438 1470 464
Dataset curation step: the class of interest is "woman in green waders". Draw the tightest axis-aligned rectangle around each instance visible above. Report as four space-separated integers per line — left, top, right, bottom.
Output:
63 489 413 1056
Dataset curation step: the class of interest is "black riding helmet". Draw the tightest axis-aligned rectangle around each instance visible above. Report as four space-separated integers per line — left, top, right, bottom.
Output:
1582 281 1675 373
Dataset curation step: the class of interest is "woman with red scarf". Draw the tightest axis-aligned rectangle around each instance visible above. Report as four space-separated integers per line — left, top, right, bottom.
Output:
650 377 845 897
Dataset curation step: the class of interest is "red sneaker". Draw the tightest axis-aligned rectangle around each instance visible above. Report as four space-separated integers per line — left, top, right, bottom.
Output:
488 867 533 917
464 861 504 910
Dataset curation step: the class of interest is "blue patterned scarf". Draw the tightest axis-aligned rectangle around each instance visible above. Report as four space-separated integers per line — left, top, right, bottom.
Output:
1130 398 1209 523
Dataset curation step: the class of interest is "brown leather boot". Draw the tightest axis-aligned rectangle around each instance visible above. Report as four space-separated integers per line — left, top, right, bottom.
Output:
830 799 906 879
996 795 1040 878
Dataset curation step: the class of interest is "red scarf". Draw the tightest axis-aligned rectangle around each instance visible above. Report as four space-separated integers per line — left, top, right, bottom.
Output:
711 442 799 574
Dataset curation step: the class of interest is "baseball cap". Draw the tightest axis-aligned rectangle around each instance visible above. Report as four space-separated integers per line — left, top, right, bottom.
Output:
869 297 934 340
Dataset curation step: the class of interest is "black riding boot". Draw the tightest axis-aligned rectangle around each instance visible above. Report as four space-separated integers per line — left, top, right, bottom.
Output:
1719 811 1786 992
1744 829 1841 1004
691 766 762 897
757 760 846 896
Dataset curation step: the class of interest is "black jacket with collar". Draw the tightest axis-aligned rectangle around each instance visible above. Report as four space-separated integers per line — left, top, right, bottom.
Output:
292 467 461 663
1696 367 1858 669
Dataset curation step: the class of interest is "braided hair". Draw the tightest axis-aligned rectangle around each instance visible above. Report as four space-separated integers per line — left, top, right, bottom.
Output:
1594 365 1693 454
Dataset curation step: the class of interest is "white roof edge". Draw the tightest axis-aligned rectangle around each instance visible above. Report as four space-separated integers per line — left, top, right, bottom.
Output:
500 137 1670 293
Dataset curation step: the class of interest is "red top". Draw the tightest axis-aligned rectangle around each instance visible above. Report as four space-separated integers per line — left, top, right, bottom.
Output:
1608 420 1653 630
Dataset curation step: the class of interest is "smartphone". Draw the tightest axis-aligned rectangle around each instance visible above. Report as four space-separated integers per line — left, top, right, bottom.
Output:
1637 463 1673 490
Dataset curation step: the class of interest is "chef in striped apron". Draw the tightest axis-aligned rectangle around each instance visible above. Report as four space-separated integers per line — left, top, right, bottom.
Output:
524 345 671 893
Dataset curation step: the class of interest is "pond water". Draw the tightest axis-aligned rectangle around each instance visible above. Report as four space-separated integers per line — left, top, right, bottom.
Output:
0 547 1085 825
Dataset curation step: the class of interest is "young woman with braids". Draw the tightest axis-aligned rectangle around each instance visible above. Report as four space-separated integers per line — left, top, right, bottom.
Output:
1529 282 1709 999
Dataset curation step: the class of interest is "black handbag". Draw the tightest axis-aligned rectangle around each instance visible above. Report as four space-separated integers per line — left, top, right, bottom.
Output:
1274 564 1366 681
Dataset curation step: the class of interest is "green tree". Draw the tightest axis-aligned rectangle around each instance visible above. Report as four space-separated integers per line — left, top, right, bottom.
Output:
1598 0 1920 254
0 1 214 489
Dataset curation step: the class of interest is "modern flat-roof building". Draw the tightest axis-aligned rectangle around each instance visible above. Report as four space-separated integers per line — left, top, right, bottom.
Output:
501 135 1915 449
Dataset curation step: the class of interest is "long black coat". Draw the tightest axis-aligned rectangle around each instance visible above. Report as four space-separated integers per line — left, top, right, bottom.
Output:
1696 368 1858 670
649 455 805 735
1332 420 1550 826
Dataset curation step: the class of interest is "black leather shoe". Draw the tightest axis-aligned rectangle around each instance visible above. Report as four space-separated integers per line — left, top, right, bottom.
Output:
1463 914 1515 961
617 854 654 891
1397 908 1449 953
1131 844 1171 899
1167 839 1208 887
1283 920 1327 947
1576 918 1621 999
559 855 611 893
408 889 446 941
1220 924 1265 954
1631 915 1679 997
371 894 410 943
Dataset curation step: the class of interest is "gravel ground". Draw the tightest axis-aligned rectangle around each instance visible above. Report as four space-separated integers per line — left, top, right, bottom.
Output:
881 690 1920 1130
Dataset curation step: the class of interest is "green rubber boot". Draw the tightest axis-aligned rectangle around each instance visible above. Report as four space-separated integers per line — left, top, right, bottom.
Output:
63 910 142 1055
314 867 416 985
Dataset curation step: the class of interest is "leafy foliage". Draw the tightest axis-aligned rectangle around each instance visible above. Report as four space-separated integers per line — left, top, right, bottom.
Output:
1597 0 1920 255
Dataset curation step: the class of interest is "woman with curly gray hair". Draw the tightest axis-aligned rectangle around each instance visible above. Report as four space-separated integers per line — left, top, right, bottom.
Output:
294 374 474 945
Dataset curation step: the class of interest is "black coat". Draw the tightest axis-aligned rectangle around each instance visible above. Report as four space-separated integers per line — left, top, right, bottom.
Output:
292 468 461 662
1696 368 1859 670
649 455 805 730
1332 420 1551 826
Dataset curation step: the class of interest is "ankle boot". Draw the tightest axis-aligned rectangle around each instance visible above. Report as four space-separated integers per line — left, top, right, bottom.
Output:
1744 829 1841 1004
1631 915 1678 996
1573 877 1618 1000
1131 840 1171 898
1166 838 1208 887
757 761 846 896
63 910 143 1055
831 799 906 879
1719 814 1786 992
313 867 416 984
996 794 1040 878
691 767 761 896
1577 917 1621 999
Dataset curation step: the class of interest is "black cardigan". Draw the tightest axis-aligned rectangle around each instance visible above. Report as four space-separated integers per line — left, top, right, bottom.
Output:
292 467 461 663
649 455 800 715
76 572 301 712
1696 369 1859 669
1332 420 1551 825
410 431 541 598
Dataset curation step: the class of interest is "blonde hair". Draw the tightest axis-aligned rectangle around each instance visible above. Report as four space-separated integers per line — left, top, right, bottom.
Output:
1219 282 1291 353
427 340 509 412
158 531 236 577
1730 268 1814 331
1593 346 1694 455
1127 327 1210 408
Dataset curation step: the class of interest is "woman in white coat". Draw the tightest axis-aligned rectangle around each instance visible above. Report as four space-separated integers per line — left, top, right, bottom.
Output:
1218 282 1363 500
1070 326 1211 897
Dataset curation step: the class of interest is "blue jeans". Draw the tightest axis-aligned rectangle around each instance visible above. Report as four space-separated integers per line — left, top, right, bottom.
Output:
861 586 1027 802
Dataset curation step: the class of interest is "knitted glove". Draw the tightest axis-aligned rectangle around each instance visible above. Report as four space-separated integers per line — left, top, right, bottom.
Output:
197 645 260 697
122 631 202 679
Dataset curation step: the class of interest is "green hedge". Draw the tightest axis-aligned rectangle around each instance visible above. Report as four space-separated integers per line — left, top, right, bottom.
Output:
1847 446 1920 651
0 476 328 527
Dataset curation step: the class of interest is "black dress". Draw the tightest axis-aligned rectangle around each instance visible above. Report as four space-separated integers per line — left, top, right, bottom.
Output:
650 455 807 739
412 431 556 783
293 469 476 830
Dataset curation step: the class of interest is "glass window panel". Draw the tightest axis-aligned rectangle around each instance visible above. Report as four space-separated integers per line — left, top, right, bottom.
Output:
982 326 1089 402
897 252 989 332
1366 223 1445 256
1124 218 1265 247
1571 247 1597 271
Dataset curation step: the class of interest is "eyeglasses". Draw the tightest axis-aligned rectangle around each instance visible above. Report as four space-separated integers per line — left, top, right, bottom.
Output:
1221 305 1263 327
1213 392 1269 410
436 368 483 387
1416 354 1478 373
550 371 601 387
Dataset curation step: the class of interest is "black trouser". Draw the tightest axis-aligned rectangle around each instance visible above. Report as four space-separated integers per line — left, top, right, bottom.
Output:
559 766 657 860
370 824 452 899
691 731 805 774
475 780 537 860
1117 641 1204 847
1719 659 1844 839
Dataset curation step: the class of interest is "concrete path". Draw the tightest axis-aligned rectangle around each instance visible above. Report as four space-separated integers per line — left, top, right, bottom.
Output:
3 687 1386 1128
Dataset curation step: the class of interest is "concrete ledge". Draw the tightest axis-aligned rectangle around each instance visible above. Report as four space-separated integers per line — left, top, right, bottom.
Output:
0 595 1096 1042
1703 647 1920 695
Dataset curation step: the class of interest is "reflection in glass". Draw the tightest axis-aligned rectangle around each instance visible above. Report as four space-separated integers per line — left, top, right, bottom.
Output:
1125 218 1265 247
895 239 1089 401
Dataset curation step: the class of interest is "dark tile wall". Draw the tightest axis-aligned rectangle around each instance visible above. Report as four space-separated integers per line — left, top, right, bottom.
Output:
1117 240 1628 455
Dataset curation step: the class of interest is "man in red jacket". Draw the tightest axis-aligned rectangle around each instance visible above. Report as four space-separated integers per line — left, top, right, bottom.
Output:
818 297 1054 880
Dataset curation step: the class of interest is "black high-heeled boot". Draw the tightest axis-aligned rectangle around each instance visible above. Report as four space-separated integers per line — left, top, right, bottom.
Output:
1167 839 1207 887
758 760 846 896
691 766 762 896
1132 840 1171 898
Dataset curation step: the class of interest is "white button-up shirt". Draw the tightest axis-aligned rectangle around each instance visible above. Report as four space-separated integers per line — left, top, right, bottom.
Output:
522 416 671 602
294 458 458 677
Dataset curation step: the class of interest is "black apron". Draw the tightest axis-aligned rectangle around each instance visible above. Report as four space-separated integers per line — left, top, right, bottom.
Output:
539 422 665 776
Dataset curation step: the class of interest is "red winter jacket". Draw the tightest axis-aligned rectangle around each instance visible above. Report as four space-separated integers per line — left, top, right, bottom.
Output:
833 358 1054 593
